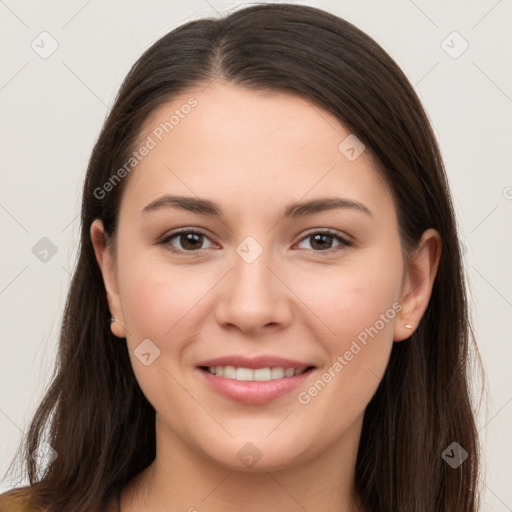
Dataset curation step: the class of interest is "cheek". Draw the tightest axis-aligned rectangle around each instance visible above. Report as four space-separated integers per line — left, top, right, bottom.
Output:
117 246 212 338
116 255 210 408
297 250 403 342
296 249 402 403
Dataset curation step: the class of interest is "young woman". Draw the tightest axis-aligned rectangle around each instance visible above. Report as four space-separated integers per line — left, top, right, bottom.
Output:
0 3 481 511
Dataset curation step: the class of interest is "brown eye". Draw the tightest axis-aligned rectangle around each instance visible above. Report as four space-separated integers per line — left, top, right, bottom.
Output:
161 230 215 252
296 231 350 252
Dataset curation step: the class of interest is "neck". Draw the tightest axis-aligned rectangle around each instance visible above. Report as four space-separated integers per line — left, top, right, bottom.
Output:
120 413 366 512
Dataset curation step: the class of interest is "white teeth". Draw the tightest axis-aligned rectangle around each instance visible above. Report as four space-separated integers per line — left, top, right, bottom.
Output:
253 368 272 381
223 365 236 379
236 367 253 381
205 365 309 381
271 367 284 379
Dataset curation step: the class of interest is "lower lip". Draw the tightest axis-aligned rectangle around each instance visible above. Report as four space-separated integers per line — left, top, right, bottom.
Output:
196 367 315 405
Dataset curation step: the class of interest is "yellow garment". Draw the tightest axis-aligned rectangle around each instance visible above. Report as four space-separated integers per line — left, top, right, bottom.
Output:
0 487 120 511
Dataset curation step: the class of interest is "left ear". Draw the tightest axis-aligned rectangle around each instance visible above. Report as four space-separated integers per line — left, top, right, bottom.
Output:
394 228 442 341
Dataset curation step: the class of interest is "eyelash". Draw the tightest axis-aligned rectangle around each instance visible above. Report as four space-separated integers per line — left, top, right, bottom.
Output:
159 228 352 255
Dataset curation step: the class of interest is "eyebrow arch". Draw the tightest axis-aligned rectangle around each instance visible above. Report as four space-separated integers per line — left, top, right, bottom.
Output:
142 195 372 218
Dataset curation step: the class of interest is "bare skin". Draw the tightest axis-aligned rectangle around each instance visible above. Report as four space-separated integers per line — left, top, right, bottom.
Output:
91 81 441 512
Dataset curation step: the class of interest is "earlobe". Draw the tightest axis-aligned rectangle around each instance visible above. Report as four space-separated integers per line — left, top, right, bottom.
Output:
109 315 127 339
394 228 442 342
90 219 127 338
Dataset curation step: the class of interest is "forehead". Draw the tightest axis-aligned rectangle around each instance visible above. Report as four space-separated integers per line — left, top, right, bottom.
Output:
120 82 395 222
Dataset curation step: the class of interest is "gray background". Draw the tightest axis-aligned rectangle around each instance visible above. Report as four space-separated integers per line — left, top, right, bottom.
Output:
0 0 511 509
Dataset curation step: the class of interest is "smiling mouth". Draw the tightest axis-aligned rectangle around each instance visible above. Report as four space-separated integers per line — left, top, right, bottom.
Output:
198 365 316 382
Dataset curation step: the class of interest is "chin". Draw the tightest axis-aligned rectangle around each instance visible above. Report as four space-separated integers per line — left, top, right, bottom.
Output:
201 439 307 473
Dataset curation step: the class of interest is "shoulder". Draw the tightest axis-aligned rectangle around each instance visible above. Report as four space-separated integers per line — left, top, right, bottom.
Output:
0 487 120 512
0 487 47 512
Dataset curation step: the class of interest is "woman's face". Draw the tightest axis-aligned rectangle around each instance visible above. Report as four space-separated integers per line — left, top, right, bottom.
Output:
92 81 434 472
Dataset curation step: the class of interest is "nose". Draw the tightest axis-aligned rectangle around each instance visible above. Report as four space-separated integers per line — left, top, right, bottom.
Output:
213 240 293 335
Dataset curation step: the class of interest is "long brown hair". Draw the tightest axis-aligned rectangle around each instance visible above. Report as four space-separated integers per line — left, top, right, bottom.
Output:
3 4 481 511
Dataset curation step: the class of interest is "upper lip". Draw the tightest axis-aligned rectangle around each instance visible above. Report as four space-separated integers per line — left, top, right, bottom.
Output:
196 355 315 370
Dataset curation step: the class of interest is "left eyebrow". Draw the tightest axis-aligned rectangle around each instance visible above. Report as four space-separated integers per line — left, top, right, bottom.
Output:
281 197 372 218
141 195 372 218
